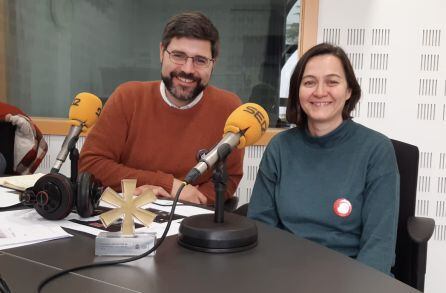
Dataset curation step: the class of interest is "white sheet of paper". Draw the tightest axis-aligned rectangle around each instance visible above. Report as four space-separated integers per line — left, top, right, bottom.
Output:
0 186 21 207
0 209 72 250
145 200 213 217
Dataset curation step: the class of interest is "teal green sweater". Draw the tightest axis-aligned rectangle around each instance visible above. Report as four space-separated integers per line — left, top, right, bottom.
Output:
248 120 399 275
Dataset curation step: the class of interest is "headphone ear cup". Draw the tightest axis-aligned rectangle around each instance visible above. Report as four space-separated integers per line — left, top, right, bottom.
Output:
33 173 75 220
76 172 102 217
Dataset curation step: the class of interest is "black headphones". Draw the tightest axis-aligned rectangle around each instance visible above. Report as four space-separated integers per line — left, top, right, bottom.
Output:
19 92 106 220
20 171 103 220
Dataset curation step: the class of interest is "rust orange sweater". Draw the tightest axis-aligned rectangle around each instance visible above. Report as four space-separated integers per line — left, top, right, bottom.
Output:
79 81 244 203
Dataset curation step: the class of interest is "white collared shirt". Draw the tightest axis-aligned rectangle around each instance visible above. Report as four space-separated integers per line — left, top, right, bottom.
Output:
160 81 203 109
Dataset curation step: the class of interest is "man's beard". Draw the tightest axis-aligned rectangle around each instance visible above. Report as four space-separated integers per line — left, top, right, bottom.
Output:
162 70 206 103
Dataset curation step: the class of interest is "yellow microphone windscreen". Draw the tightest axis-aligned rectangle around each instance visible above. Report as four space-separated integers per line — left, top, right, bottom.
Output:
68 92 102 129
224 103 269 148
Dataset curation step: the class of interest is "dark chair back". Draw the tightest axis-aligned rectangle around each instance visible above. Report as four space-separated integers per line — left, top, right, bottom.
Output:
390 139 434 291
0 121 15 175
390 139 418 286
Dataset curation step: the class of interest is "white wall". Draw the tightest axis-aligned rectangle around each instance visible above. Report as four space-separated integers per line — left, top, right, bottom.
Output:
317 0 446 292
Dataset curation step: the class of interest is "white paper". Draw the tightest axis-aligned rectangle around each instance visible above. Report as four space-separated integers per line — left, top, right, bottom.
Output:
0 210 72 250
145 200 213 217
0 186 21 207
136 220 183 238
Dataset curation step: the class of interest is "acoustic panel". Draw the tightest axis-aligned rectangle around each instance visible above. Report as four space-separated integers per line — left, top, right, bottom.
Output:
417 199 430 217
420 151 433 169
435 201 446 217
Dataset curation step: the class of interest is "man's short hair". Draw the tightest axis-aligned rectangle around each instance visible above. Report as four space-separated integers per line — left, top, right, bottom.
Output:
161 12 220 58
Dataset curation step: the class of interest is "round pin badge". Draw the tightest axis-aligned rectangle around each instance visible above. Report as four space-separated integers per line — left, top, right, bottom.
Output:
333 198 352 218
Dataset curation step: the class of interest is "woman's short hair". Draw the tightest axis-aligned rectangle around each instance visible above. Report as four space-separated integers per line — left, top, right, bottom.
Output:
286 43 361 128
161 12 220 59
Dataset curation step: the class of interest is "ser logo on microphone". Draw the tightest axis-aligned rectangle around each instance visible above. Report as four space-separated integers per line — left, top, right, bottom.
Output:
243 106 268 132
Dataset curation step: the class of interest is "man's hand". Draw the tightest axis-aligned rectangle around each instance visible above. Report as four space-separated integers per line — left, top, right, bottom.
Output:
134 184 170 198
134 179 208 205
171 178 208 204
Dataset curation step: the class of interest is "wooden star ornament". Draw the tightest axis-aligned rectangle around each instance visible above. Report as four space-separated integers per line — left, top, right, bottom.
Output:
99 179 157 236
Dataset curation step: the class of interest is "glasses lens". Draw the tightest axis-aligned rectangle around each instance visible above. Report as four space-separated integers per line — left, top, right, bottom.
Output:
193 56 209 68
170 52 187 64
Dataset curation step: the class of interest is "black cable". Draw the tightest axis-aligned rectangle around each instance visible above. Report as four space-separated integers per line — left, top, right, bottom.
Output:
37 182 187 293
0 203 26 212
0 274 11 293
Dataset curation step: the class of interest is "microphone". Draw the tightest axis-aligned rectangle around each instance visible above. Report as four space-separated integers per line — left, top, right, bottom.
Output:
184 103 269 184
51 92 102 173
178 103 269 254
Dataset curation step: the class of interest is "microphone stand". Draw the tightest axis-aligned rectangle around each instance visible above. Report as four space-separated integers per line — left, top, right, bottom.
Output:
178 144 258 253
212 157 227 224
69 147 79 183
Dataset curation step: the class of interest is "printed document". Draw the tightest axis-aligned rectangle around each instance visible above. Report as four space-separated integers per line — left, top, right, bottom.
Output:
0 209 72 250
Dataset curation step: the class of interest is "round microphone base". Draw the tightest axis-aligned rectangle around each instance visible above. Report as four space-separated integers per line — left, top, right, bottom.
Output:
178 213 257 253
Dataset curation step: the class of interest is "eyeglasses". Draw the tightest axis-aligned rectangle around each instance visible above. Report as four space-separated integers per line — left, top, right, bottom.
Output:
165 49 214 68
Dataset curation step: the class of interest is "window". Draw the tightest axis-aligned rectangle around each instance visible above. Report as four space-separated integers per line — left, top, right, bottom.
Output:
1 0 301 127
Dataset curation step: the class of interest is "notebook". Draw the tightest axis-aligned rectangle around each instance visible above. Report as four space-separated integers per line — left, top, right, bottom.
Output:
0 173 45 191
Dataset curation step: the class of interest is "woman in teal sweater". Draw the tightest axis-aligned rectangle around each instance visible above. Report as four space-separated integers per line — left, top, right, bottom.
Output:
248 43 399 275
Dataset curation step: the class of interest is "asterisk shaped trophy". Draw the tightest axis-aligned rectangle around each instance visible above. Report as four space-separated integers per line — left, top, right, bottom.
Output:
99 179 157 236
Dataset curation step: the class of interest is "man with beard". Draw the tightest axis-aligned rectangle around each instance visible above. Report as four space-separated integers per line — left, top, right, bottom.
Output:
79 12 243 205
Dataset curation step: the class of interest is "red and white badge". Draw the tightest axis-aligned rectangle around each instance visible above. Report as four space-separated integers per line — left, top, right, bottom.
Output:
333 198 352 218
